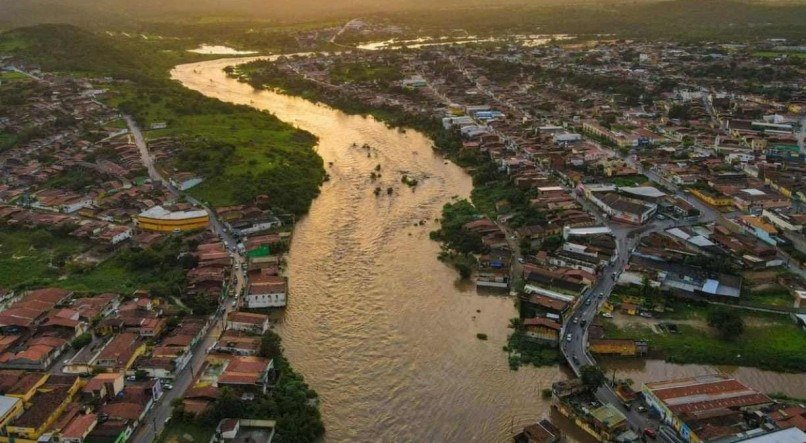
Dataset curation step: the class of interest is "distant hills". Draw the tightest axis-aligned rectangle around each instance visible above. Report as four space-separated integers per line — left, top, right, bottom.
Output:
1 0 804 41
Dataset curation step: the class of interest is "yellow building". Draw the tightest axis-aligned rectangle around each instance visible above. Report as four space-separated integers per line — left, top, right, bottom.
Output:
689 188 733 207
0 396 23 436
5 376 81 443
5 373 49 403
589 339 643 356
136 205 209 232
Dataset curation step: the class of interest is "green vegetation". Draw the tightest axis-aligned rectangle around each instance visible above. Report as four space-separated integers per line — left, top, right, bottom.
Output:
70 332 92 350
505 331 561 370
1 24 325 215
329 60 403 85
44 166 99 191
430 200 484 255
753 51 806 60
0 227 86 289
579 365 606 391
476 333 488 340
175 329 324 443
157 420 215 443
603 311 806 372
707 308 744 339
108 78 325 216
610 175 648 188
0 226 199 301
742 285 792 309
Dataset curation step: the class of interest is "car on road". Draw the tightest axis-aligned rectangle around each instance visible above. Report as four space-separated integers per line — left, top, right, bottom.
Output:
163 383 173 391
584 299 592 306
566 334 573 342
572 317 578 324
636 405 647 413
639 311 653 318
643 428 656 439
580 320 587 327
126 375 136 382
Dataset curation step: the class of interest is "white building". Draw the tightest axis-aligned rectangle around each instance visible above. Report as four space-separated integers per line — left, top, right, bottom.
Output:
245 279 287 308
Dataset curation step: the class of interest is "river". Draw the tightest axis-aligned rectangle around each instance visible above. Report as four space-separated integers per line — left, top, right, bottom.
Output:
171 57 805 442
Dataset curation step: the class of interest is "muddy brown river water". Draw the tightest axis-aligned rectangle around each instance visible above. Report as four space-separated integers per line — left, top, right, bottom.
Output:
172 57 805 442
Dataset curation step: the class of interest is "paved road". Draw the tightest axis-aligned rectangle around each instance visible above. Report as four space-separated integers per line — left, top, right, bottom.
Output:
125 116 239 250
559 217 671 434
125 116 249 441
131 306 229 443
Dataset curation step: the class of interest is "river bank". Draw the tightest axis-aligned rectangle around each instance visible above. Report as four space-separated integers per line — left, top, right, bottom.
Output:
173 57 573 442
172 55 806 441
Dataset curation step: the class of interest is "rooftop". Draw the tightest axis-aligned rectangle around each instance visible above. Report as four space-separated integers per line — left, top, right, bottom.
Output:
644 374 771 415
138 205 208 220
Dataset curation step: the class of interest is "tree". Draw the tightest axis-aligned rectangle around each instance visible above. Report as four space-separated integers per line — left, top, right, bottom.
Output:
259 330 283 359
707 309 744 339
580 365 606 391
71 332 92 350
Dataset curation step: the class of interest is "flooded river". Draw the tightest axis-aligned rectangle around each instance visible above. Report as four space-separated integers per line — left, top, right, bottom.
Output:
171 57 805 442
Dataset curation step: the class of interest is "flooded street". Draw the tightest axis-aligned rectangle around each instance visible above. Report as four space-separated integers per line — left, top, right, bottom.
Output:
172 57 804 442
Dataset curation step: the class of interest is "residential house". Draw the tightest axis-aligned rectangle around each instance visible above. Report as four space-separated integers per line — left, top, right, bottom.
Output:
226 312 269 335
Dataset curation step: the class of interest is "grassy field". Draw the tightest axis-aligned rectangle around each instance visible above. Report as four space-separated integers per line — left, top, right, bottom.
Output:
753 51 806 59
0 227 186 295
744 285 795 309
157 421 215 443
610 174 649 187
105 76 323 213
0 228 87 289
0 71 29 82
602 312 806 373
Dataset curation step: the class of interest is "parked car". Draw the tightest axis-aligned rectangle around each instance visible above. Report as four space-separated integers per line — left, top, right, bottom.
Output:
643 428 656 439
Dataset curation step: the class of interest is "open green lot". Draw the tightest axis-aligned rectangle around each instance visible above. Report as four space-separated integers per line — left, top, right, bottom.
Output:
105 75 323 214
753 51 806 59
610 174 649 187
0 228 87 289
602 311 806 373
0 227 189 296
0 70 29 82
157 421 215 443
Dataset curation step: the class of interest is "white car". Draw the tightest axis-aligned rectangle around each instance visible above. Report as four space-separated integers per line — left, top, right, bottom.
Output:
566 334 573 342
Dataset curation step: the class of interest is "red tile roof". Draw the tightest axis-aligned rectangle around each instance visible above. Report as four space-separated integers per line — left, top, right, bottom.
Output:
61 413 97 439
